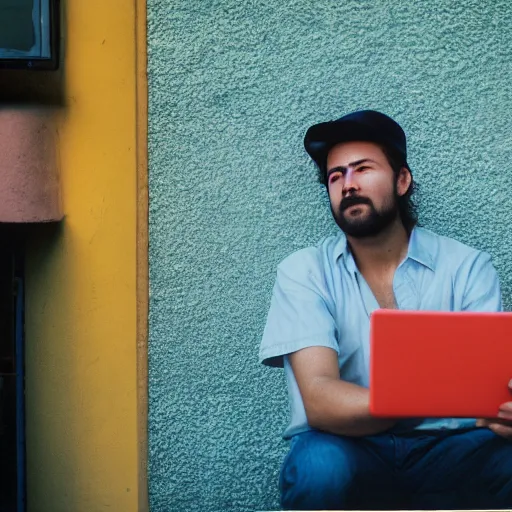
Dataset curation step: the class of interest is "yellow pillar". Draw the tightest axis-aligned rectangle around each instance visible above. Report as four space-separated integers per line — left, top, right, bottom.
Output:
24 1 147 510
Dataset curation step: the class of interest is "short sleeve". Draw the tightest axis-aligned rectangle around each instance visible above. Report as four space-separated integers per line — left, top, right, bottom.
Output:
461 251 503 312
259 254 339 368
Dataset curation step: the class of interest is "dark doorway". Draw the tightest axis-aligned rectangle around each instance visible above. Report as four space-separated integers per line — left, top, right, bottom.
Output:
0 226 25 512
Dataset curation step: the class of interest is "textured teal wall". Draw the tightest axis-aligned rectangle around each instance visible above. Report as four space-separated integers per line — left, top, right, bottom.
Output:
147 1 512 510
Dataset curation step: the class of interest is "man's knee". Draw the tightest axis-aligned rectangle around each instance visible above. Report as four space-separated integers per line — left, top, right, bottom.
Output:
475 432 512 507
280 432 360 509
423 429 512 509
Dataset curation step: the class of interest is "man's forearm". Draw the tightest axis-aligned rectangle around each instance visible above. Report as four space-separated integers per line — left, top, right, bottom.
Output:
304 377 396 436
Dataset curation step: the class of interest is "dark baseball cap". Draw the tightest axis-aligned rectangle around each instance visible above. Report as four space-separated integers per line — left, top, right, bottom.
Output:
304 110 408 172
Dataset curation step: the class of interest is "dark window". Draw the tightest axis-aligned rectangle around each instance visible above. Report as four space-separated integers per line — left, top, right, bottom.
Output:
0 0 35 52
0 0 59 69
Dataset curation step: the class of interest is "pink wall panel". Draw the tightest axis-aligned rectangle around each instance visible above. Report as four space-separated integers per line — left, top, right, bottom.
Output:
0 108 62 222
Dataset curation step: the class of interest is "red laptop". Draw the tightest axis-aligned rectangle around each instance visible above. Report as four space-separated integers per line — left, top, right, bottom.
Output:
369 309 512 418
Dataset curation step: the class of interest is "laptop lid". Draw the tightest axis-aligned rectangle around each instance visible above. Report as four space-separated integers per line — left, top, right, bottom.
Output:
369 309 512 418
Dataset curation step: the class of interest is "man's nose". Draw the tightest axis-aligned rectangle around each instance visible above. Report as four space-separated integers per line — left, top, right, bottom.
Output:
342 168 359 195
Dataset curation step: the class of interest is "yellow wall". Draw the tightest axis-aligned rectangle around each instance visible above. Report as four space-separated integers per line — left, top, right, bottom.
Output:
24 1 145 510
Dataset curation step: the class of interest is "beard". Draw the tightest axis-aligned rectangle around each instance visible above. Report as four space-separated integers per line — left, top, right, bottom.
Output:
331 192 399 239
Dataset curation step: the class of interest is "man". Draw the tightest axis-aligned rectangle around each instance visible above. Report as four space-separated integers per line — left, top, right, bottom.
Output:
259 110 512 510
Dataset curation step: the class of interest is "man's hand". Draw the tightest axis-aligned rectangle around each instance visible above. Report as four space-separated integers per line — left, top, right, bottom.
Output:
476 380 512 439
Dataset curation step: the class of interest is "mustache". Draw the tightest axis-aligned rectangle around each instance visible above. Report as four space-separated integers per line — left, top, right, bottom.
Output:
339 195 373 212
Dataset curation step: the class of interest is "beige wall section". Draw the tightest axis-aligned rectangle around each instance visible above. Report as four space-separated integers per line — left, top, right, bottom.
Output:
24 1 145 511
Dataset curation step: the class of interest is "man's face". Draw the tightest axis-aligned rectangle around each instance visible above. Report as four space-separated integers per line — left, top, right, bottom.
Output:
326 141 409 238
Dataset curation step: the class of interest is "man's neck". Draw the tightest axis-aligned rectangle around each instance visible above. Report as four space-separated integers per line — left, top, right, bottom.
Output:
347 219 411 275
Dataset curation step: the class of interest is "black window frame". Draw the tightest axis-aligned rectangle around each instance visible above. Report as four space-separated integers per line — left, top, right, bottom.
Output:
0 0 60 71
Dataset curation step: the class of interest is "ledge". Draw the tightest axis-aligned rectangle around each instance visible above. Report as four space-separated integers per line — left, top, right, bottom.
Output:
0 107 62 222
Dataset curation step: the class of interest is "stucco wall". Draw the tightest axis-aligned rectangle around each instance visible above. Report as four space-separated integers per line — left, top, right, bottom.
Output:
147 1 512 510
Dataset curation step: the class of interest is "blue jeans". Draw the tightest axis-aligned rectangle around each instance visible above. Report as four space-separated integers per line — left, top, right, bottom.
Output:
280 428 512 510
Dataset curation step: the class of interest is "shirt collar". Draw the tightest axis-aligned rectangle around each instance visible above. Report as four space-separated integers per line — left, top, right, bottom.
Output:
333 233 357 274
406 226 436 271
333 225 436 273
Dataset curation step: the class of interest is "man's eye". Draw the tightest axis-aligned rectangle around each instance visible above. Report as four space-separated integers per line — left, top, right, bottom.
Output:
329 174 341 183
356 166 369 172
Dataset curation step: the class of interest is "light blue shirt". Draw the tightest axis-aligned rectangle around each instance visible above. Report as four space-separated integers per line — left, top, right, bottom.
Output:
259 226 503 439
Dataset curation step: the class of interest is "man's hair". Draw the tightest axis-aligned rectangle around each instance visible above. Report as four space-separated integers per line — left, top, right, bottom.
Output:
317 143 419 232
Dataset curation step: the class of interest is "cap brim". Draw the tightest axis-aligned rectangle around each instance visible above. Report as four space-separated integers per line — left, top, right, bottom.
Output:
304 119 403 169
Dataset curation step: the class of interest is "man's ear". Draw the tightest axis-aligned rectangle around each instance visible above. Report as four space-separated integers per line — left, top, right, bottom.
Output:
397 166 412 197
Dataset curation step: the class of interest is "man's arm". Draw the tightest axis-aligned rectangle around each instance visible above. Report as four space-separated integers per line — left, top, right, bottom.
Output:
289 346 396 436
261 254 394 436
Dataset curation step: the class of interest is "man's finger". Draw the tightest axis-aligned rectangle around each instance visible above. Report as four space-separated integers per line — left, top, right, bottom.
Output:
498 403 512 421
500 401 512 412
489 422 512 439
